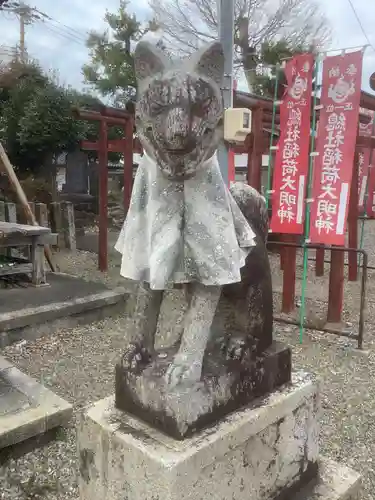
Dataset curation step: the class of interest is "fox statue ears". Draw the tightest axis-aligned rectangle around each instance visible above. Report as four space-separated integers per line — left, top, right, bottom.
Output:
134 41 224 87
188 42 224 87
134 42 168 83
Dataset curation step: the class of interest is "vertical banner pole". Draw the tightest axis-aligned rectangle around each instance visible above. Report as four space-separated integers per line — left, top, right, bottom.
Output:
358 114 375 266
123 117 134 214
217 0 234 184
348 146 360 281
299 57 320 343
98 118 108 272
266 65 280 210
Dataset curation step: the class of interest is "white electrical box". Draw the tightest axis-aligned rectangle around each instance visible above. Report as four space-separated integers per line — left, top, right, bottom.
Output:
224 108 252 143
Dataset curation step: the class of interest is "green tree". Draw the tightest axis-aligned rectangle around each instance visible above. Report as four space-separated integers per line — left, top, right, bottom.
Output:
252 40 316 99
83 0 156 107
0 59 99 176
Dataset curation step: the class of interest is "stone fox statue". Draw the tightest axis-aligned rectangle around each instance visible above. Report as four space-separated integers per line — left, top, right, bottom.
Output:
115 41 272 388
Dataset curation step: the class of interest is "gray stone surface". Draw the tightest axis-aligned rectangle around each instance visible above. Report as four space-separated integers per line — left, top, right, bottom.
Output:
115 341 291 439
76 232 119 255
0 355 72 449
78 372 319 500
293 458 361 500
0 272 111 314
0 273 128 347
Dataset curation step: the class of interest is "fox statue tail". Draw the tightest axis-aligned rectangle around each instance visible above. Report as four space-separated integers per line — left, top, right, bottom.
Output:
229 182 269 244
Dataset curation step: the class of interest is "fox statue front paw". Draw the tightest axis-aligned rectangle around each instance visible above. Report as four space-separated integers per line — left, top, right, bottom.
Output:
164 355 203 388
121 343 152 375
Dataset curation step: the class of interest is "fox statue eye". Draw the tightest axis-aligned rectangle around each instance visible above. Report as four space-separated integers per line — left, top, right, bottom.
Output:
191 102 207 118
149 102 164 116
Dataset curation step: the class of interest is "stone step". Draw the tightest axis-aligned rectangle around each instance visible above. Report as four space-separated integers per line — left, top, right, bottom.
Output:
0 273 130 348
292 458 361 500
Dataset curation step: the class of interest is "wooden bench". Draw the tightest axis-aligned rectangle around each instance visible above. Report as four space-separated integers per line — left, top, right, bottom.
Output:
0 222 56 286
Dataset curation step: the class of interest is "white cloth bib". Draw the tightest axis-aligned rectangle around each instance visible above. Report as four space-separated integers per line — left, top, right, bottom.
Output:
115 153 256 290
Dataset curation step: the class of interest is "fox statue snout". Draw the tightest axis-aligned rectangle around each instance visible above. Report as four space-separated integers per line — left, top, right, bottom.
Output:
163 106 198 153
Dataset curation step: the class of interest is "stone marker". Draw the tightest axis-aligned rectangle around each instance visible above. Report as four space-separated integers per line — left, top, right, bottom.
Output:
61 201 76 251
63 149 89 194
78 41 361 500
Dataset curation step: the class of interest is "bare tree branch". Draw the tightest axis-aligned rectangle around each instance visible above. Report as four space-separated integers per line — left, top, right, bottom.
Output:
149 0 331 90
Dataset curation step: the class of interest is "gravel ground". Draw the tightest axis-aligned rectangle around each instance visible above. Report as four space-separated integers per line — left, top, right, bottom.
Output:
1 244 375 499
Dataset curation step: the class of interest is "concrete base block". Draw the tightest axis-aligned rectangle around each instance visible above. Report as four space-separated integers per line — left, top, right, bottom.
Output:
293 458 361 500
0 356 72 450
78 372 321 500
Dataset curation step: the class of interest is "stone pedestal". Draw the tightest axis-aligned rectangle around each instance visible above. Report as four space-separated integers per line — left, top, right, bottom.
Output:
78 372 325 500
115 340 292 440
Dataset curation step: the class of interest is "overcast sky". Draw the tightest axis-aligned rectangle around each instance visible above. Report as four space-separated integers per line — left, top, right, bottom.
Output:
0 0 374 95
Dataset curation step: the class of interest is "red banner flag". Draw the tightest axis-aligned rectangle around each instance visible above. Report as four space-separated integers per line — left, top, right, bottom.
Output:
270 54 314 234
309 51 363 245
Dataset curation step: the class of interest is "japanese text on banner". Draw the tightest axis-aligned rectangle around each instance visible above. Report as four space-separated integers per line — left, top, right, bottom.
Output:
309 51 363 245
270 54 314 234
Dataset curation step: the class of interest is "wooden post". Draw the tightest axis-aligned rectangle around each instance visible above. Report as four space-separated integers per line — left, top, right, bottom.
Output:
327 247 345 323
281 234 297 313
348 149 359 281
31 236 46 286
280 247 285 271
0 143 56 271
49 202 64 249
35 203 49 228
247 107 263 191
98 118 108 271
0 201 5 256
315 248 325 276
5 202 16 223
61 201 76 251
123 117 134 214
5 202 17 257
26 202 35 259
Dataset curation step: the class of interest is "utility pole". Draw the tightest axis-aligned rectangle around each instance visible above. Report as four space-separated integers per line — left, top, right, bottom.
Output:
19 7 26 61
216 0 234 185
0 2 41 62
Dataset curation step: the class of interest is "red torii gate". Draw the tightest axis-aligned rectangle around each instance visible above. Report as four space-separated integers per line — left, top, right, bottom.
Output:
73 105 141 272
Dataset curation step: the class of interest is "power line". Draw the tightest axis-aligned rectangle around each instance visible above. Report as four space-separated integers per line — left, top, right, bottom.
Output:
32 7 88 42
39 13 88 42
0 2 90 61
39 22 85 45
346 0 375 52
